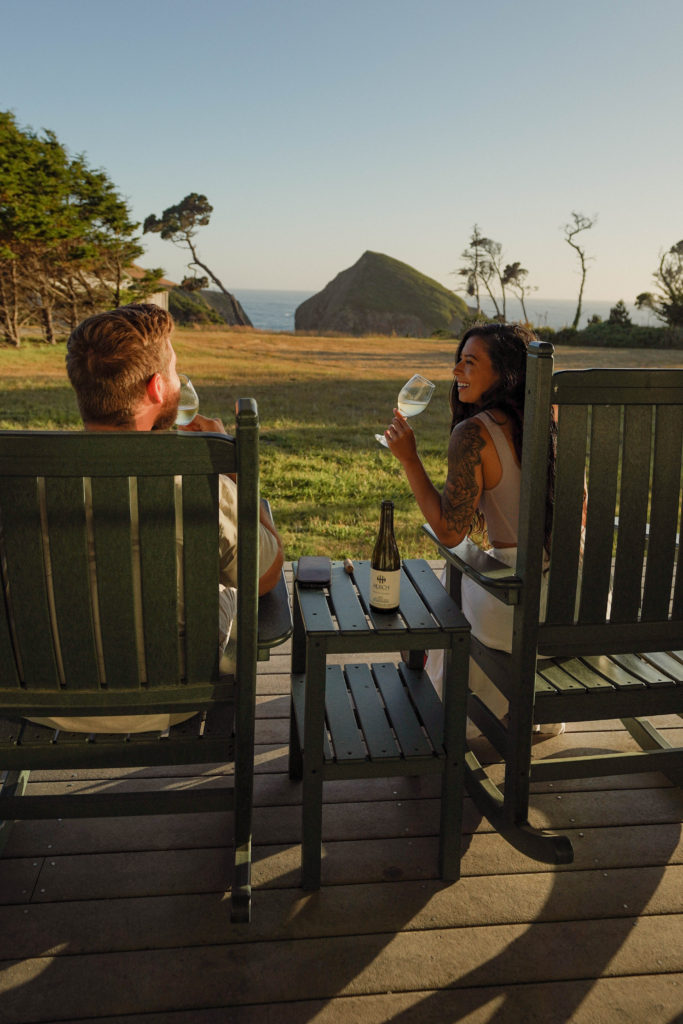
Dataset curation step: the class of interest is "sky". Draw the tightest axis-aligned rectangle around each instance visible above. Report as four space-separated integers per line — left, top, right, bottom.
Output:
2 0 682 302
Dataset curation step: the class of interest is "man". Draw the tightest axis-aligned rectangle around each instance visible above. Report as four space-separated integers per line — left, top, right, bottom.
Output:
30 303 283 733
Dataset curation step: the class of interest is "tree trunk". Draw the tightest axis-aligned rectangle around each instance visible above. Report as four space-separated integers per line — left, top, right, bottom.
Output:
572 253 587 330
1 326 20 346
113 259 122 307
0 264 22 346
481 276 501 318
473 255 481 312
41 305 56 345
495 269 507 319
186 239 253 326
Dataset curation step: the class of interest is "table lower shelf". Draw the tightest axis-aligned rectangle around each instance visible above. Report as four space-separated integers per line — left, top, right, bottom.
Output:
291 660 448 780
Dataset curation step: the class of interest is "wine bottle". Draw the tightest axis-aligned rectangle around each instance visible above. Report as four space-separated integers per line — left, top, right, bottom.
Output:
369 500 401 611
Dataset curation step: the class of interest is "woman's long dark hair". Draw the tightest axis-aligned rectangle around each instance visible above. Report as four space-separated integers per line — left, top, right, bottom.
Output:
450 322 556 553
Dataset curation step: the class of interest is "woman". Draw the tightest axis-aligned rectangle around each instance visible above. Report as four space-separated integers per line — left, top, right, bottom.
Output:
384 322 563 734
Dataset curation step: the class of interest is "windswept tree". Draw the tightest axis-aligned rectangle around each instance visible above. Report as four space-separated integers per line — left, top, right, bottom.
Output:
181 275 209 292
144 194 252 326
0 113 78 344
635 240 683 328
479 237 508 319
563 211 597 329
455 226 509 319
501 261 536 322
0 111 159 345
455 224 487 313
455 226 533 321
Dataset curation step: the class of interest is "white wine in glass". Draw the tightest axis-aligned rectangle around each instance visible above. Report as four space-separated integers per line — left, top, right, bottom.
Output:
375 373 435 447
175 374 199 426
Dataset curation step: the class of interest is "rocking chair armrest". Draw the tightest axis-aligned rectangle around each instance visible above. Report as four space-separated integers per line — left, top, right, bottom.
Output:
422 524 522 606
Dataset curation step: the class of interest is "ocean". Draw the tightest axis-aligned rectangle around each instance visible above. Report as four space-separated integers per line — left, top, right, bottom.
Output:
473 296 657 330
232 289 658 334
232 289 314 332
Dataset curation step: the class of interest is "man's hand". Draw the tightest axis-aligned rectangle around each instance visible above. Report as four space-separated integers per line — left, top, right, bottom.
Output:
178 412 227 434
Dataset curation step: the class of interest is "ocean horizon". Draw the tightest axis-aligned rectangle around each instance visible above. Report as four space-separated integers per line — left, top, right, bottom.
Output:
232 289 315 332
232 289 659 334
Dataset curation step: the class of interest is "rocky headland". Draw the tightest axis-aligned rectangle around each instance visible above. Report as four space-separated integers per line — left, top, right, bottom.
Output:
295 251 468 336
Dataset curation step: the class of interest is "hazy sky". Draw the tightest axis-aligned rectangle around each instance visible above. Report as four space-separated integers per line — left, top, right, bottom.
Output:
2 0 681 301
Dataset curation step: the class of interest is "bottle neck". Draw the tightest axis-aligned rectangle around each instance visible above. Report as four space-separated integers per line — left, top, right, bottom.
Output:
380 503 394 532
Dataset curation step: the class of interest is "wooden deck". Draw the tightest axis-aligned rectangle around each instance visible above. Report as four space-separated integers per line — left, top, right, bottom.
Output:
1 565 682 1024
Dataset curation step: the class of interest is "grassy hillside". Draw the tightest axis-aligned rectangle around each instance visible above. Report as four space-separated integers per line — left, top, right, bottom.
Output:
296 251 469 335
346 251 468 321
200 289 252 326
169 287 226 325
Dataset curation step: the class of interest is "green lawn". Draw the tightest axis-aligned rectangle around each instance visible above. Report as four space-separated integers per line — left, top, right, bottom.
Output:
2 328 682 559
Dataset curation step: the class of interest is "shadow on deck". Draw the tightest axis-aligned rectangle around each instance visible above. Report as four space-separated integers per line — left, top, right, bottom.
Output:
0 568 681 1023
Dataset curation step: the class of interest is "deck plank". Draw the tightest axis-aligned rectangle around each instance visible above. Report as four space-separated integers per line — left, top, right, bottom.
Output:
0 916 682 1022
64 976 683 1024
0 865 681 957
4 784 682 861
1 562 682 1022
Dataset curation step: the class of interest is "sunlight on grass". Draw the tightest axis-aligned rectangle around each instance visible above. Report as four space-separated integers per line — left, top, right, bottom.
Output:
3 326 683 559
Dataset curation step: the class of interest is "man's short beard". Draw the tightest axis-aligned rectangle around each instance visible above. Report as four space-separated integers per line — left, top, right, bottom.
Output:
152 387 180 431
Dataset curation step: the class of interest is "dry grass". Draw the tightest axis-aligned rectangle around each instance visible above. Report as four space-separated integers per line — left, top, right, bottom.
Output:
2 328 682 558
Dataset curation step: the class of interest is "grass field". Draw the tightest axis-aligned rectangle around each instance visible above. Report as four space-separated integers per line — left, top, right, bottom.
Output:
2 328 682 559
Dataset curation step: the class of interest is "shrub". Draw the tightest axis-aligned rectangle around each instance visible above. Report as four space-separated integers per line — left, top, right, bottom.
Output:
552 327 579 345
553 322 683 348
608 300 632 326
531 326 556 342
169 288 225 325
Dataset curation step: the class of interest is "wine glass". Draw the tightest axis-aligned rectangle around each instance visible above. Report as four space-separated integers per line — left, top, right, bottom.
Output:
175 374 199 426
375 373 435 447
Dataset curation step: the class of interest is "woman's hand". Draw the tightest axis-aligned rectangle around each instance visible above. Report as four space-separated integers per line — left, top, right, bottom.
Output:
383 408 447 542
385 409 418 463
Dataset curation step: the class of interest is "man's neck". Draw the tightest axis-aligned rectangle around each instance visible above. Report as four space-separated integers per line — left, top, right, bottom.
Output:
82 408 157 432
82 421 138 432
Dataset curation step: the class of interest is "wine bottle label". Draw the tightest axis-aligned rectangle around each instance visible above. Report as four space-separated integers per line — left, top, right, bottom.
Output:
369 567 401 609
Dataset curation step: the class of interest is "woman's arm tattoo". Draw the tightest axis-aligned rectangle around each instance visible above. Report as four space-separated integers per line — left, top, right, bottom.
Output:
443 420 485 533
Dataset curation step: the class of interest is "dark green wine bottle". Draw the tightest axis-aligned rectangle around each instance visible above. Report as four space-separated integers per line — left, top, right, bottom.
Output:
369 500 401 611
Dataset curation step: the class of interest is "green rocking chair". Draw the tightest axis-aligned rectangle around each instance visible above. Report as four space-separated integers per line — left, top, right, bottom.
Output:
0 399 291 922
426 342 683 863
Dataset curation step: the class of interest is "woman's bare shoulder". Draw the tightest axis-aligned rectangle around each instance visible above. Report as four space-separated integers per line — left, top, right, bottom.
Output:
448 415 489 454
